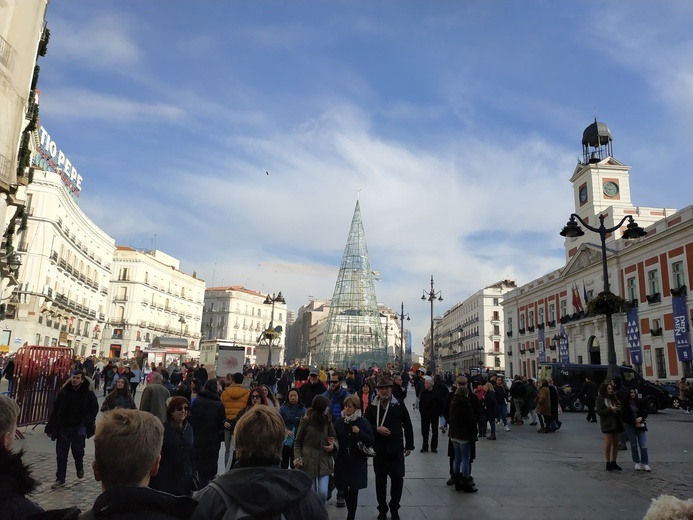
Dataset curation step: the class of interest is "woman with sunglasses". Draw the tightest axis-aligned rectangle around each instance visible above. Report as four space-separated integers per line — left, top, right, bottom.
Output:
149 396 197 496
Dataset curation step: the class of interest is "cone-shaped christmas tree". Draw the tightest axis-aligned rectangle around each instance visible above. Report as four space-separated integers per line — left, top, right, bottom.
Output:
315 201 388 368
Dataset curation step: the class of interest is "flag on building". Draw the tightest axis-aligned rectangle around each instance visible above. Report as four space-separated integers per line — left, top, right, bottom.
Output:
572 284 583 312
583 281 589 304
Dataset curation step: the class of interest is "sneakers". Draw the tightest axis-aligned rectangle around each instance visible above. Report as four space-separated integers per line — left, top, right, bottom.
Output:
504 425 510 432
76 469 84 479
634 463 643 471
51 479 65 489
643 465 652 472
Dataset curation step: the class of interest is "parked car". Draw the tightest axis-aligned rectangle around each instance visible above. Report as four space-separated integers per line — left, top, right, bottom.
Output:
659 383 680 409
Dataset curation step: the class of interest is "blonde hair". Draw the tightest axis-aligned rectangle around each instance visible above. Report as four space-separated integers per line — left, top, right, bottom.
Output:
643 495 693 520
234 405 283 462
94 409 164 488
343 394 360 410
0 396 20 436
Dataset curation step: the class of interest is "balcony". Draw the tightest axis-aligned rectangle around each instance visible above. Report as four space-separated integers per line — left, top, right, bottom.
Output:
548 320 556 328
518 328 526 335
99 313 106 322
142 299 149 306
527 326 535 333
113 295 128 303
100 288 108 296
111 333 123 340
18 242 29 252
58 258 66 270
50 250 58 263
650 328 663 337
671 285 687 297
507 331 513 337
646 293 661 304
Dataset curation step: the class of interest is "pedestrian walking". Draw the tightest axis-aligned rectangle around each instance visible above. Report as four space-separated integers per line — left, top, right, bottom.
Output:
448 383 479 493
44 371 98 488
365 374 414 520
294 395 338 505
334 394 375 520
220 372 250 466
139 371 170 423
418 375 446 453
536 379 552 433
189 379 226 487
509 375 526 425
494 376 510 432
581 376 599 422
279 388 306 469
100 378 136 412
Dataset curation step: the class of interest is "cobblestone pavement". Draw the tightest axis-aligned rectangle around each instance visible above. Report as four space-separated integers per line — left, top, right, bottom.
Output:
11 386 693 519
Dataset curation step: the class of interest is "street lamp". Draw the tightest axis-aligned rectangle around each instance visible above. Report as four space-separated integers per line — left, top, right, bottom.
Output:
178 316 186 337
394 302 410 369
421 275 443 375
560 213 646 379
261 291 286 366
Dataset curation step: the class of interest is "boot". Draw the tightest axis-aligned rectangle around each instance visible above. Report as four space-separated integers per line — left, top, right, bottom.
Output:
605 461 613 471
611 460 622 471
461 476 478 493
446 475 454 486
487 434 497 440
452 474 463 491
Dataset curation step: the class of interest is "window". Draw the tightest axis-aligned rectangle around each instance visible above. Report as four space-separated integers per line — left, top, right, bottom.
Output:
493 340 500 352
493 325 500 335
528 311 534 327
507 317 513 332
655 348 666 379
538 307 544 325
520 314 525 329
549 303 555 322
625 277 636 301
648 269 660 295
672 261 685 289
560 300 567 318
493 298 499 306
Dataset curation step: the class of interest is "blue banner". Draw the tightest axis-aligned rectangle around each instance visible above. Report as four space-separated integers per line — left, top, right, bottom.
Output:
672 295 692 362
538 326 546 363
626 307 642 365
558 324 569 363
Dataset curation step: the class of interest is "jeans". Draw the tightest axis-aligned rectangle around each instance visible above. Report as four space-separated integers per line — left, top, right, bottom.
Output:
56 426 86 481
452 440 471 478
224 429 234 466
499 403 508 426
624 424 648 464
312 475 330 504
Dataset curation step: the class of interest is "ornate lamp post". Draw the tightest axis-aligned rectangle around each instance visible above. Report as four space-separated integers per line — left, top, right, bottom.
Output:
394 302 410 369
261 291 286 366
560 213 646 379
421 275 443 375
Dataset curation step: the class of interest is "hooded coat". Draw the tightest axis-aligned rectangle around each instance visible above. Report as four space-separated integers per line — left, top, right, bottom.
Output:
0 446 43 519
294 411 338 479
189 464 328 520
73 486 197 520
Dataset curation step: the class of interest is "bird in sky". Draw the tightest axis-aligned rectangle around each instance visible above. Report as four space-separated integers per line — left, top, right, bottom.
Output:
265 170 269 175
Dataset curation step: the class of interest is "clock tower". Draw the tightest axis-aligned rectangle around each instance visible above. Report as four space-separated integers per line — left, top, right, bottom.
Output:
565 120 635 258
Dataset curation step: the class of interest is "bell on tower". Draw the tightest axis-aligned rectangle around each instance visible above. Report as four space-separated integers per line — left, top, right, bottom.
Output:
581 118 613 164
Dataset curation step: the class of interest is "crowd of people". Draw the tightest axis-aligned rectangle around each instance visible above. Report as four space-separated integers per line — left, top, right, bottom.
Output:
0 353 689 520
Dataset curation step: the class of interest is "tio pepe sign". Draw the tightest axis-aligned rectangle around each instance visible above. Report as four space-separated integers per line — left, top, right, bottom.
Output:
34 125 83 199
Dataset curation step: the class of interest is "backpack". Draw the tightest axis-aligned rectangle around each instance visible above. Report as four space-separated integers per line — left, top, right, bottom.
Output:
207 482 287 520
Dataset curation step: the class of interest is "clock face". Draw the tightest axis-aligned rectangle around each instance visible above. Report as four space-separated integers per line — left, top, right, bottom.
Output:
579 186 588 203
603 181 619 197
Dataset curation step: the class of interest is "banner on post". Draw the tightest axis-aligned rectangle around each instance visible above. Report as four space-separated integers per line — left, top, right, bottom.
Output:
672 295 692 362
558 324 570 363
626 307 643 365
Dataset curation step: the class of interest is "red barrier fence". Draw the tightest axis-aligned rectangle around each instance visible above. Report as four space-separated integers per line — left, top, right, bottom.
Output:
9 345 73 428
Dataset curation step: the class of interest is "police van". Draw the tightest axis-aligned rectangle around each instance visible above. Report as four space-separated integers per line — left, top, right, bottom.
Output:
536 363 669 414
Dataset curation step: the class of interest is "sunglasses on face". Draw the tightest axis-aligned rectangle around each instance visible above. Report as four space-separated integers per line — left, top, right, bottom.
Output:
251 395 261 400
176 406 189 412
330 380 340 384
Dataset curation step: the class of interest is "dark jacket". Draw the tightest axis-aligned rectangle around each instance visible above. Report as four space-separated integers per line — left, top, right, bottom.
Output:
45 381 98 439
77 486 197 520
621 396 648 426
494 383 508 405
580 380 598 401
195 367 209 384
149 421 195 496
596 396 623 433
188 390 226 479
448 393 478 442
365 396 415 455
279 403 306 432
299 380 326 408
509 380 526 399
189 465 328 520
334 414 374 490
0 446 43 520
418 385 446 419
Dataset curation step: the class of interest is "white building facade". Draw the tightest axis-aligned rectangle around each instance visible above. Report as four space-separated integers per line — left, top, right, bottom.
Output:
503 121 692 381
202 286 288 366
107 247 205 359
4 168 115 356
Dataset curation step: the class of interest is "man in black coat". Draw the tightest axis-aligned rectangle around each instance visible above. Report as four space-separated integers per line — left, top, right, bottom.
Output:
45 371 98 488
418 376 446 453
365 375 414 520
188 380 226 487
299 368 326 408
581 376 599 422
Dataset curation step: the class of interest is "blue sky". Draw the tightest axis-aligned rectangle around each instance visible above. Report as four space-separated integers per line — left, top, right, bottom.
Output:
37 1 693 356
